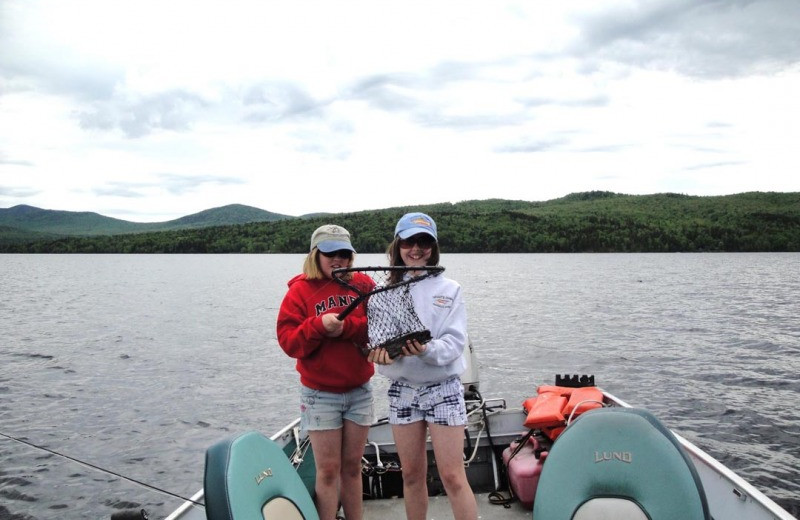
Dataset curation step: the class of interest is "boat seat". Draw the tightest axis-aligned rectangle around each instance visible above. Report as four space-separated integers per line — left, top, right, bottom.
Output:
204 431 319 520
532 407 710 520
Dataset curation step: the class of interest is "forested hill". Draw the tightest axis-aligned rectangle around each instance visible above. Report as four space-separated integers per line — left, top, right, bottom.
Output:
2 192 799 253
0 203 292 237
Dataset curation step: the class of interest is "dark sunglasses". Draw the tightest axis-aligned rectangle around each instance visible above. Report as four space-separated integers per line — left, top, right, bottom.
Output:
399 234 436 249
320 249 353 260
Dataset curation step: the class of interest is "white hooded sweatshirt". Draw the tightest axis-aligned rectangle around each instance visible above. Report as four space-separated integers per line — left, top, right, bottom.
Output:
376 273 467 385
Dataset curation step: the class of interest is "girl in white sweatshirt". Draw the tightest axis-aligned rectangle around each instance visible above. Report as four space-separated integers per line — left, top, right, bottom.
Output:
373 212 477 520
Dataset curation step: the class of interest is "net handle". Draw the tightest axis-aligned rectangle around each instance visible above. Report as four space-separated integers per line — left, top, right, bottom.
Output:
332 266 444 320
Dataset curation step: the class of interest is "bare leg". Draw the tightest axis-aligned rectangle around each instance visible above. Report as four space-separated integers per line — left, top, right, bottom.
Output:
391 421 429 520
339 419 369 520
308 428 343 520
429 423 477 520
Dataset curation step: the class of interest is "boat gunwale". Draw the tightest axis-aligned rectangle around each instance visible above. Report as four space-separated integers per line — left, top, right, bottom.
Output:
603 390 795 520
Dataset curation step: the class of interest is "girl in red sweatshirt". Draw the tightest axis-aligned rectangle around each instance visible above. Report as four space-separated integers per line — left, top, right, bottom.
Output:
277 224 374 520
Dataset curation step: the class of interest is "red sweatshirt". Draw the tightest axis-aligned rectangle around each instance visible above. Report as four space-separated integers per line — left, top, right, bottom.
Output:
277 273 374 393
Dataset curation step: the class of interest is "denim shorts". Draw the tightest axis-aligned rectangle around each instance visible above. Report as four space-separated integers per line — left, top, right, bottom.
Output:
300 382 375 431
388 377 467 426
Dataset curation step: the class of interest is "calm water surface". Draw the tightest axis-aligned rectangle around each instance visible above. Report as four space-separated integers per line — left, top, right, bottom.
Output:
1 253 798 519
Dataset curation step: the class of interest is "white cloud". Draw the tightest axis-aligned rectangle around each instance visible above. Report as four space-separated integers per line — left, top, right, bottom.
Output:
1 0 799 221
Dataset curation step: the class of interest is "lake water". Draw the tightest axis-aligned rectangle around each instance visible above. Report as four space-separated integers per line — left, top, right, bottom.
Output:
1 253 798 519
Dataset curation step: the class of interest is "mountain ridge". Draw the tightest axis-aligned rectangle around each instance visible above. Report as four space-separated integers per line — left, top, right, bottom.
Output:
0 203 294 238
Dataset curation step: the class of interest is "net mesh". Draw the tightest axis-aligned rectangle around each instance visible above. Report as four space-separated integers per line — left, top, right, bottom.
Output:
332 266 442 359
365 284 430 359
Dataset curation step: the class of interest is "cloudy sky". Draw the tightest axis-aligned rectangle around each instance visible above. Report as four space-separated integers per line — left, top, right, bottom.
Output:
1 0 799 222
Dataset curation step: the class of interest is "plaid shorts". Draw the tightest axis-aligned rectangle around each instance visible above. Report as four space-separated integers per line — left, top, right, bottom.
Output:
387 377 467 426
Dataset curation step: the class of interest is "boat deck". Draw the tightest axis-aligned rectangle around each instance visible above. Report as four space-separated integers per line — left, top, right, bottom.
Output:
363 492 532 519
165 389 797 520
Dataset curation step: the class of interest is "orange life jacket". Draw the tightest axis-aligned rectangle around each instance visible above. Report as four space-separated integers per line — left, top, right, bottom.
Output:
562 386 604 417
523 391 568 429
522 386 604 439
535 385 574 396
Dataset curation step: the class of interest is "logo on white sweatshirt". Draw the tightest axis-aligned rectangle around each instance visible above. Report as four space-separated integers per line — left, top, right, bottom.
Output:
432 295 453 308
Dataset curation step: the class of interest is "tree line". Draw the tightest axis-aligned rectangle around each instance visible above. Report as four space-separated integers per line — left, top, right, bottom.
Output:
2 192 798 253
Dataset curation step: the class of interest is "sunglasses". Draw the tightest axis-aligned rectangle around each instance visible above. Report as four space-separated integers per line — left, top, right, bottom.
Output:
399 234 436 249
320 249 353 260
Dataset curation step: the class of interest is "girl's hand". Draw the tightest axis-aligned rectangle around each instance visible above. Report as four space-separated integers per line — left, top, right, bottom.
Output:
402 339 427 356
368 348 394 365
321 313 344 337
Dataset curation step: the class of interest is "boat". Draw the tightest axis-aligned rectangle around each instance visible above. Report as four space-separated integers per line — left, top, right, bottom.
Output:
161 342 795 520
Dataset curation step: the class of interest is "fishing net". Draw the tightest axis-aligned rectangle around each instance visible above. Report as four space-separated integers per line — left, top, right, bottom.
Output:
332 266 444 359
365 283 431 359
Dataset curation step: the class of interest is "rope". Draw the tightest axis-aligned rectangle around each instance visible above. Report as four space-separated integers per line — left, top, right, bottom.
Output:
565 399 607 426
0 430 204 507
468 388 517 509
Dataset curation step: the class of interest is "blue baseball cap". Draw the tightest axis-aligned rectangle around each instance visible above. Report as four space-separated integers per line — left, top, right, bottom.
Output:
394 212 437 240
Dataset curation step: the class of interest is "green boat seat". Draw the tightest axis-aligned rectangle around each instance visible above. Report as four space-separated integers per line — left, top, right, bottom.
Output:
204 431 319 520
532 407 710 520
